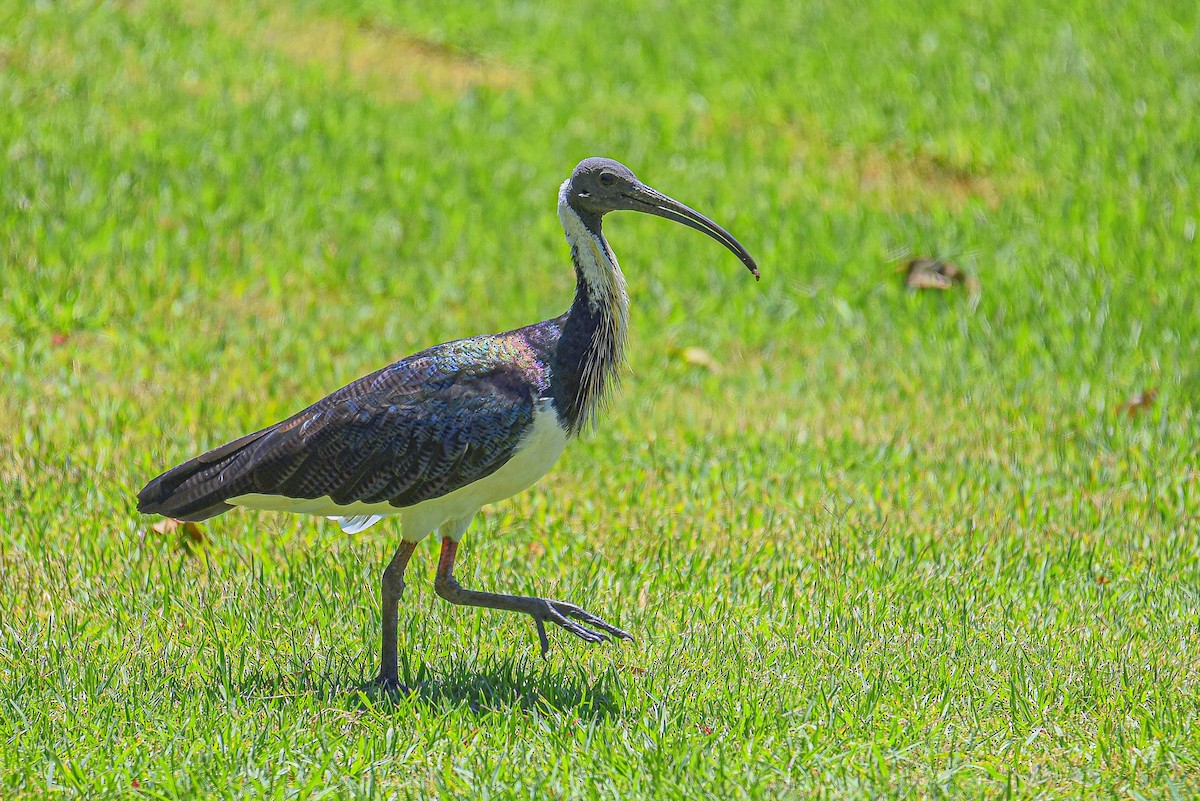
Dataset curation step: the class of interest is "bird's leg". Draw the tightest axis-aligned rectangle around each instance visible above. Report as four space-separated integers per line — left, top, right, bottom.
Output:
433 536 632 657
374 540 419 690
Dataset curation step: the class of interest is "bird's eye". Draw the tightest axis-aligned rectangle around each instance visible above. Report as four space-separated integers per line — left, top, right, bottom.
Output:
598 171 616 187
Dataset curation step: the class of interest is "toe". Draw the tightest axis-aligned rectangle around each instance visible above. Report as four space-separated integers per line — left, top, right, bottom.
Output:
552 602 633 640
544 604 608 644
368 675 410 694
534 616 551 658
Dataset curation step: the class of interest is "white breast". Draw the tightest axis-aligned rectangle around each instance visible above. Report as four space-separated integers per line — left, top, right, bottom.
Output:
228 400 569 541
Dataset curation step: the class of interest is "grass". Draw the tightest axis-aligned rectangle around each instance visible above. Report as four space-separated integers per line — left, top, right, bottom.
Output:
2 0 1199 796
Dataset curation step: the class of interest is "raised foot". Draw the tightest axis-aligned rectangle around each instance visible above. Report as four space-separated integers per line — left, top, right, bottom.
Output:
530 598 633 658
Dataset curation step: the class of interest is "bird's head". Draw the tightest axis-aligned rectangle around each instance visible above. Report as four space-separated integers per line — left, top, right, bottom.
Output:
565 157 759 279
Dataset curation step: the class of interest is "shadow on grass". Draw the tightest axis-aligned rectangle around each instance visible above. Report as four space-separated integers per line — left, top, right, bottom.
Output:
204 655 623 720
385 655 623 719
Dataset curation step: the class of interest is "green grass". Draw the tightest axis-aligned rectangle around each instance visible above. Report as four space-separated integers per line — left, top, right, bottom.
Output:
2 0 1199 797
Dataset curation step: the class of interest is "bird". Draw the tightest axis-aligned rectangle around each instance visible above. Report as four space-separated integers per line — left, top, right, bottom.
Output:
138 157 759 690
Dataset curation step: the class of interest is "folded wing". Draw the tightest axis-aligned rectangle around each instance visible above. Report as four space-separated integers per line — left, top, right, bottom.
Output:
137 341 545 522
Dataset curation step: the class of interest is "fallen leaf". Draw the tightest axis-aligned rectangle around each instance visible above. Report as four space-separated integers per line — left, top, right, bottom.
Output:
903 258 981 295
617 662 647 675
1095 575 1109 585
679 346 721 373
151 517 208 544
1116 388 1158 417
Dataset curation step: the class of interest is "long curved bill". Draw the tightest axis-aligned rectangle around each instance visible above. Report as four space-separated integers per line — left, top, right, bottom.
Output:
623 186 760 280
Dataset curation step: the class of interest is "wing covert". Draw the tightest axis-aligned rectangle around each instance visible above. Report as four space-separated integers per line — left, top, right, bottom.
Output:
137 327 559 520
232 368 541 508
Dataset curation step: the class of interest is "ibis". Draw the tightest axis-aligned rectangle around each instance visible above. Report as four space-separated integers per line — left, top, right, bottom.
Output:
138 157 759 689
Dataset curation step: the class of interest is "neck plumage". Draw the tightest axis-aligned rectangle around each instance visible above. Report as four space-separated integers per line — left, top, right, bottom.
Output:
550 181 630 435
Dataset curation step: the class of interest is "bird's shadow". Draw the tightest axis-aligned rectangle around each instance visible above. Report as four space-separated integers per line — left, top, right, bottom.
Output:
212 655 623 720
378 655 623 718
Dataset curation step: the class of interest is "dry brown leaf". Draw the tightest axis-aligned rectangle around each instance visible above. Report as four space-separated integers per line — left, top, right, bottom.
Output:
903 258 982 295
150 517 208 544
1116 387 1158 417
150 518 176 535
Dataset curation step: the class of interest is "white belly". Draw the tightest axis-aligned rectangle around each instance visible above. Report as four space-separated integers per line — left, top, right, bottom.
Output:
229 400 569 540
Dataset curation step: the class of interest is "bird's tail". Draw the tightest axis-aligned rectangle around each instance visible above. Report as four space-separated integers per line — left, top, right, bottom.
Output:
137 428 274 521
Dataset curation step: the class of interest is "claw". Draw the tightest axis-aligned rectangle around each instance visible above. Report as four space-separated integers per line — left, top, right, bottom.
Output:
526 597 630 654
552 601 634 641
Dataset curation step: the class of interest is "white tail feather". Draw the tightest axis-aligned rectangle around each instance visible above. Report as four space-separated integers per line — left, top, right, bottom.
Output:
328 514 384 534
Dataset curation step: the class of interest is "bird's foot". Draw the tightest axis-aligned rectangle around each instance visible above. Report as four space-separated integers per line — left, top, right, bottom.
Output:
365 672 413 695
528 598 633 658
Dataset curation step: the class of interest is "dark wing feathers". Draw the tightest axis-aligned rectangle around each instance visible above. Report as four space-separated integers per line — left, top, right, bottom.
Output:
138 334 552 521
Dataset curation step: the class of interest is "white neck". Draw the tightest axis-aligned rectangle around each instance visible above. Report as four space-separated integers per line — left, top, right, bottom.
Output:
558 180 630 319
552 180 631 431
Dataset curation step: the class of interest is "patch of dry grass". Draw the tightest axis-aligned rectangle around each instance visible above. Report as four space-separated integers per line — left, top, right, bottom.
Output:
184 1 523 103
719 113 1037 212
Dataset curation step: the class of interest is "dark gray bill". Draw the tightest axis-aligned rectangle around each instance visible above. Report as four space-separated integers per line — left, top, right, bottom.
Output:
626 187 760 280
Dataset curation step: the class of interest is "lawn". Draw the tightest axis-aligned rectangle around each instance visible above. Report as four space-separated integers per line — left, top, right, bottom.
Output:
2 0 1199 797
